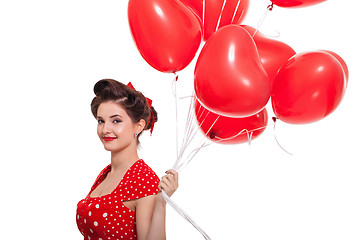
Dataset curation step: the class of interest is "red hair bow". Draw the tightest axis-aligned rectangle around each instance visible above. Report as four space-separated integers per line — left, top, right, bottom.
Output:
127 82 155 135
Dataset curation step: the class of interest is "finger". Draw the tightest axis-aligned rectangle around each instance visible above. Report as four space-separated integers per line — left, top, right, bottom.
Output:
158 181 176 197
161 175 179 190
158 181 171 191
165 169 179 183
162 175 178 188
158 182 173 194
161 176 172 188
158 182 165 191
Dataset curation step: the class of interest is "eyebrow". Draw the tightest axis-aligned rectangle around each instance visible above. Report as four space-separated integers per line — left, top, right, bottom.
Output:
110 114 123 118
96 114 123 119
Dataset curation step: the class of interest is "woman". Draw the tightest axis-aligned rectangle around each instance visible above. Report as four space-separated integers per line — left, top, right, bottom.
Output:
76 79 178 240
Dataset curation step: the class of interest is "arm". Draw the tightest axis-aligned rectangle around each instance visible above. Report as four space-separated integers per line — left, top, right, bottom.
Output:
135 170 179 240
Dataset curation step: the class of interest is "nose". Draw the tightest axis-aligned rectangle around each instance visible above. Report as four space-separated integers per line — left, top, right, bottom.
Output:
101 121 112 135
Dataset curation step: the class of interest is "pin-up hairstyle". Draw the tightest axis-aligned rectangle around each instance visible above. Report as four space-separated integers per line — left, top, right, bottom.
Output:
90 79 157 144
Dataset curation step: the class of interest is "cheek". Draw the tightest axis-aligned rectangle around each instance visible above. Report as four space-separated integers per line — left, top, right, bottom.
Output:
114 124 136 139
113 125 128 137
97 125 102 137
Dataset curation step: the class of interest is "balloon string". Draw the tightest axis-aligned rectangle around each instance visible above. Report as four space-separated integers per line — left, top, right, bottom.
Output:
252 2 274 38
231 0 243 23
202 0 205 29
178 93 195 159
175 112 269 172
172 92 193 170
175 95 222 172
177 138 212 172
215 0 228 32
173 94 197 169
174 95 211 171
196 123 266 150
172 73 180 160
191 114 294 157
214 128 255 145
272 117 293 155
167 79 212 240
161 191 211 240
175 99 292 158
176 114 220 171
181 94 198 155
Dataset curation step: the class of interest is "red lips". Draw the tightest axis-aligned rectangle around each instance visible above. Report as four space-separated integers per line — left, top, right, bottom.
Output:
103 137 117 142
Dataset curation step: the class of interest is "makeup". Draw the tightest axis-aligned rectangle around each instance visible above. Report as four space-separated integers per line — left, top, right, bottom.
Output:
103 137 117 142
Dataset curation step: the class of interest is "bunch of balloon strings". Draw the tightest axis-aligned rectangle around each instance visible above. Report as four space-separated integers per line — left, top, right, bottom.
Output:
160 73 292 240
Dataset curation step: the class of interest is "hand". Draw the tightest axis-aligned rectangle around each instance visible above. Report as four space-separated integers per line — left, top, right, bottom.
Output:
158 169 178 198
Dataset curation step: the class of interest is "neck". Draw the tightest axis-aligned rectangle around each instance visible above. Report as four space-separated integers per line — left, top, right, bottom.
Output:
110 145 139 172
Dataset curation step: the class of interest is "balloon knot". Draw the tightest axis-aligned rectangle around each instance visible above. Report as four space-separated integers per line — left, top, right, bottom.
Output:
173 72 179 81
267 2 274 11
272 117 277 123
209 132 216 139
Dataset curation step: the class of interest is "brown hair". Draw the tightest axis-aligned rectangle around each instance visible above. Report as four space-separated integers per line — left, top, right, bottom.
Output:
90 79 158 143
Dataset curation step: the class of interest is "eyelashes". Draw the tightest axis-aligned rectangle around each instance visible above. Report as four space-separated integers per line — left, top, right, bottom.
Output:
97 119 122 124
113 119 122 123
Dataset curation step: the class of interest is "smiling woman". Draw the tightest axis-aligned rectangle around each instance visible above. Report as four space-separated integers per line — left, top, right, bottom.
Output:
91 79 157 145
76 79 179 240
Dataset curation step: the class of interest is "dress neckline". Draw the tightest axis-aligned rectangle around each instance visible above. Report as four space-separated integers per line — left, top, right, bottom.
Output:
88 159 143 199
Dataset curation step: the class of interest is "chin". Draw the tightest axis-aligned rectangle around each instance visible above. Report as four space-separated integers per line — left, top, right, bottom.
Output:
102 142 132 153
103 146 113 151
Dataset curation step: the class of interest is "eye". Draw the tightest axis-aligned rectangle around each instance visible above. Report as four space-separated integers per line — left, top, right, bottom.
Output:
113 119 122 123
97 119 104 124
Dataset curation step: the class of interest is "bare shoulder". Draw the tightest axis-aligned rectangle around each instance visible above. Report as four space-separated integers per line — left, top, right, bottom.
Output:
135 194 157 209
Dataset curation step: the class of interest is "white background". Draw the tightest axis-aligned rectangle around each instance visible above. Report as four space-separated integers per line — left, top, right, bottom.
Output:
0 0 359 239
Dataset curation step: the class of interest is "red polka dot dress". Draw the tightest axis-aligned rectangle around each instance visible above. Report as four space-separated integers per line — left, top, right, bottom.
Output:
76 159 160 240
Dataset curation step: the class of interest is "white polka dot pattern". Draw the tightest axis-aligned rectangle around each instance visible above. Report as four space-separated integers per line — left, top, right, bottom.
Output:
76 159 160 240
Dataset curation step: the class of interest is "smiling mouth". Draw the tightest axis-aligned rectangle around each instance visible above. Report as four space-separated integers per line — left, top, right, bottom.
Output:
103 137 117 142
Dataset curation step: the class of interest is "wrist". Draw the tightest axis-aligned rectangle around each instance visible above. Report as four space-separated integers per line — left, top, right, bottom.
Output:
156 192 167 206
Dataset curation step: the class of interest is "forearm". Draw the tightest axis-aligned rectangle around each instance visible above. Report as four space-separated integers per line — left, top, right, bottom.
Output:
145 194 167 240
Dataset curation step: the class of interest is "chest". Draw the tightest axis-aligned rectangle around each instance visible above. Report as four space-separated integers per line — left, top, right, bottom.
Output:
90 171 125 198
77 196 137 239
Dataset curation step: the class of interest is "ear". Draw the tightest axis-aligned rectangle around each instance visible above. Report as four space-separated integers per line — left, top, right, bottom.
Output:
135 119 146 134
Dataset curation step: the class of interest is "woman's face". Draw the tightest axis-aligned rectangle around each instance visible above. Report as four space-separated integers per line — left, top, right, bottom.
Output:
96 101 142 152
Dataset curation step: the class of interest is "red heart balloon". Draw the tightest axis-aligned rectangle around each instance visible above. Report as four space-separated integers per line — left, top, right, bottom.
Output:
271 0 326 8
319 50 349 87
180 0 203 21
241 25 296 88
195 99 268 144
128 0 202 73
204 0 249 40
271 51 346 124
194 25 270 118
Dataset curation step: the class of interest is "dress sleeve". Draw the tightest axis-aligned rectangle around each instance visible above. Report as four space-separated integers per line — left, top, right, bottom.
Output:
121 161 160 201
